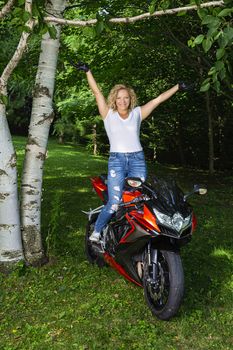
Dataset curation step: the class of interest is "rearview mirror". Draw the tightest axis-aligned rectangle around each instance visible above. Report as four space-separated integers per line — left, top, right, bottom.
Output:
198 188 207 195
193 184 207 195
126 177 143 188
184 184 207 200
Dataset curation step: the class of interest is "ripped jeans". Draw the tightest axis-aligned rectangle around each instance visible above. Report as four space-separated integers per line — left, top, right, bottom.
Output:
94 151 147 233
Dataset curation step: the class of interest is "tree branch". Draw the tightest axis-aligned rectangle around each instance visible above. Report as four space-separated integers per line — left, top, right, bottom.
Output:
44 1 224 27
0 0 35 93
0 0 15 19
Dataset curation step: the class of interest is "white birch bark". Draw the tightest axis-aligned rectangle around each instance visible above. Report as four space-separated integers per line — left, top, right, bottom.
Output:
21 0 66 265
0 0 34 265
44 1 224 27
0 102 23 263
0 0 15 19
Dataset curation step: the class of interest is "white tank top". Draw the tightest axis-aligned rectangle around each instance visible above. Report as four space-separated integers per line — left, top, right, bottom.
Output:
104 107 143 153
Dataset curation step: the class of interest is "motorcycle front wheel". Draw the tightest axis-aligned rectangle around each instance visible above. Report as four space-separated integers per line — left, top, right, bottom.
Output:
85 218 106 268
143 250 184 321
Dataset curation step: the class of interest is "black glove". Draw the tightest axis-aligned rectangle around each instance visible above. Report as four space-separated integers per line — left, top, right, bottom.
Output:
178 82 194 91
76 62 89 72
68 58 89 72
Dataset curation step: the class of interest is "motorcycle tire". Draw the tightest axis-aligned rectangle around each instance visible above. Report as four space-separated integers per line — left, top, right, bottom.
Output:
85 218 106 268
143 250 184 321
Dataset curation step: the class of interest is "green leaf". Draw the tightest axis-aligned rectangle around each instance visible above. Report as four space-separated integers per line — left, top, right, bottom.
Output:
223 26 233 41
10 17 22 25
216 48 225 60
214 31 221 40
177 11 187 16
194 34 204 45
218 8 233 17
200 82 210 92
22 25 32 33
12 7 23 16
187 38 195 48
202 15 221 27
40 23 49 35
202 37 213 53
215 60 225 72
213 80 221 93
82 26 96 38
197 8 208 20
0 94 8 105
219 66 226 80
32 1 40 17
226 60 232 75
22 10 31 22
218 33 230 48
149 1 156 14
48 25 57 39
207 26 219 38
208 67 216 76
160 0 170 10
95 20 104 36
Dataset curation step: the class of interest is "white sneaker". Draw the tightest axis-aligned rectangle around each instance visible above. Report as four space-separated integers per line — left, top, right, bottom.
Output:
89 231 101 242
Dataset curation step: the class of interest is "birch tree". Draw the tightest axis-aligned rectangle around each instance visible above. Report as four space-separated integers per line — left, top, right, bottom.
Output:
21 0 66 265
0 0 34 265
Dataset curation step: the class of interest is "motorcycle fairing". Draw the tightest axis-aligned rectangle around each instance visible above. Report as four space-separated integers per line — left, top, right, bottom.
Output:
151 178 191 218
91 176 107 202
122 190 142 203
103 252 143 287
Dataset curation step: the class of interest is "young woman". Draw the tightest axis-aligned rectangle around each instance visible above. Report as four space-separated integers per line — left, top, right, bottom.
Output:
76 62 189 242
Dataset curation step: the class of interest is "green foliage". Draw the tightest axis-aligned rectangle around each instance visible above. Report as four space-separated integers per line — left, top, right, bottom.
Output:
0 94 8 105
149 0 157 14
189 5 233 93
53 1 233 169
2 0 233 169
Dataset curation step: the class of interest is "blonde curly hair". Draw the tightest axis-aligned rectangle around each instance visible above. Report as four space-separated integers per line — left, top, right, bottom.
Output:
107 84 137 111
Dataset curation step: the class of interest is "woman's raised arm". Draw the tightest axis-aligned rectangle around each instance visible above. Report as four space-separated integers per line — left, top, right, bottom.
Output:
86 70 109 119
76 62 108 119
141 84 179 120
140 82 192 120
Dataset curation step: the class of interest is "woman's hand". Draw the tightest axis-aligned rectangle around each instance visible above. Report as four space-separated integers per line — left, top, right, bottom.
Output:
68 59 89 72
76 62 90 72
178 82 194 91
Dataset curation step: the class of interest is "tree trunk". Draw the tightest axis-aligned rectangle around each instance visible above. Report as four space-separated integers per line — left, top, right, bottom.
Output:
0 0 34 266
205 91 215 175
177 120 186 166
21 0 66 265
0 103 24 265
93 123 97 155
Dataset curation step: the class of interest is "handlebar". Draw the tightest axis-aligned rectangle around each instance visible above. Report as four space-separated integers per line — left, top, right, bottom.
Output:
119 194 150 207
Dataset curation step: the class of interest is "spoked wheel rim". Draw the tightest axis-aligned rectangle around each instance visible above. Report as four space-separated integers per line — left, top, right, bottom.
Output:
143 250 184 320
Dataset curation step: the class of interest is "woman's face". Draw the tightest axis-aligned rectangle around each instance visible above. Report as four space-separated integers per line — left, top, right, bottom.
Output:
116 89 130 111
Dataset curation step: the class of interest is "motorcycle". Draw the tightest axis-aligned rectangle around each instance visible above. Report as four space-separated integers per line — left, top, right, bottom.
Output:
83 174 207 320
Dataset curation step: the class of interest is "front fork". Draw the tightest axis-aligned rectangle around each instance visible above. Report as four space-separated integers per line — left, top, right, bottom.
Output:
147 241 158 283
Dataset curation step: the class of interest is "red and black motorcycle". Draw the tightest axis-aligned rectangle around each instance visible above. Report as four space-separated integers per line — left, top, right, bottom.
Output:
84 174 207 320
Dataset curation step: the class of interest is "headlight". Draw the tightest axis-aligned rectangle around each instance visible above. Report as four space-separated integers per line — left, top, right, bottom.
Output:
153 208 192 232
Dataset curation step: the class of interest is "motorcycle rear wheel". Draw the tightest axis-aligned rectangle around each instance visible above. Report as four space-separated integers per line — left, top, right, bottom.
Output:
143 250 184 320
85 218 106 268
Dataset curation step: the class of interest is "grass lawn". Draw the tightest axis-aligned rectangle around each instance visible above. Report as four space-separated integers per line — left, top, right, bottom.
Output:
0 136 232 350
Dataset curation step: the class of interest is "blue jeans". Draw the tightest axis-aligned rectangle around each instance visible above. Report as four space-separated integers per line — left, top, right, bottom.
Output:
94 151 147 233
